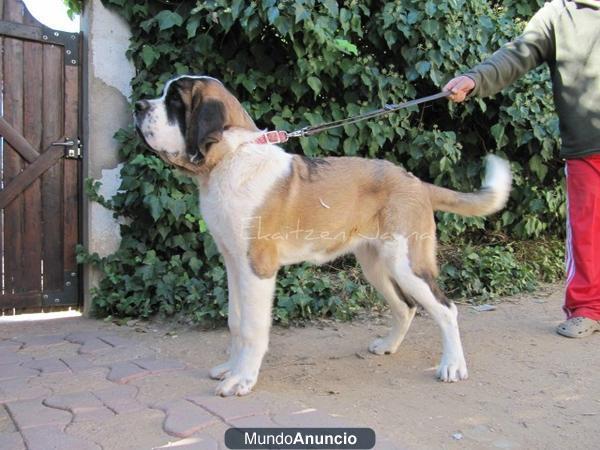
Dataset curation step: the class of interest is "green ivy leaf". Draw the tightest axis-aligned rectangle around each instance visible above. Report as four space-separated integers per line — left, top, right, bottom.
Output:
145 196 162 222
294 4 309 23
415 61 431 77
333 38 358 55
267 6 279 24
307 76 322 96
141 45 158 68
186 17 201 38
155 10 183 30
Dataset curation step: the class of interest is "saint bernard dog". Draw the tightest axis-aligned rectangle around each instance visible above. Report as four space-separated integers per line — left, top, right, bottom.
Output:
134 75 511 397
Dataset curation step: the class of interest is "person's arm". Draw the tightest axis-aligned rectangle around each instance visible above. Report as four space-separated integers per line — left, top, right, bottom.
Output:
444 1 558 102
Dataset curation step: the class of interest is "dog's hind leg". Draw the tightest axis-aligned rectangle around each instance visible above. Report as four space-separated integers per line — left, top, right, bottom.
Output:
356 244 417 355
215 264 276 397
379 236 468 382
209 246 241 381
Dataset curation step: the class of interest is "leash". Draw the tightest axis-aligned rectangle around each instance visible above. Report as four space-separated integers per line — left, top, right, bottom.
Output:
253 90 451 145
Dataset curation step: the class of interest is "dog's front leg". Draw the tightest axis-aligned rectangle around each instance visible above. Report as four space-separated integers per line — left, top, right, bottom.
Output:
209 249 242 381
215 265 276 397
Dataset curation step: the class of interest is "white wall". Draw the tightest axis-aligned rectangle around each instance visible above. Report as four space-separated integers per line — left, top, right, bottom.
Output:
81 0 135 315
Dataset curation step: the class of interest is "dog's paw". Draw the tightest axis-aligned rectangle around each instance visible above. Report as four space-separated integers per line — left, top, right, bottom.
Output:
436 356 468 382
215 373 257 397
209 362 232 380
368 337 399 355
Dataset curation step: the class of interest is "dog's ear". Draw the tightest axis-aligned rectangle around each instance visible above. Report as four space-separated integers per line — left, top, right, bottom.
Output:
186 94 226 163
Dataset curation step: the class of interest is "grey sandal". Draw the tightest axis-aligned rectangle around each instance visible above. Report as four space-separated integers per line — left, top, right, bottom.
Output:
556 317 600 338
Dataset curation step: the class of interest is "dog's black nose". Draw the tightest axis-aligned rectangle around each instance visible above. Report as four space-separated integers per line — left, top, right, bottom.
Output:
135 100 149 112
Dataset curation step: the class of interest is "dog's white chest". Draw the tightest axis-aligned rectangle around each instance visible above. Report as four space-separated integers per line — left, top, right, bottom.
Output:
199 145 292 253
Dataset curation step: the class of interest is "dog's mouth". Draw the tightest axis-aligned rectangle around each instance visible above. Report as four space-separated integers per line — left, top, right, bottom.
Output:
134 125 156 153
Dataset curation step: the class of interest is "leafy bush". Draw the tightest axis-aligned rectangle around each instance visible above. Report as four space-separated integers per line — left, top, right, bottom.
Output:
62 0 83 18
83 0 564 322
439 238 564 301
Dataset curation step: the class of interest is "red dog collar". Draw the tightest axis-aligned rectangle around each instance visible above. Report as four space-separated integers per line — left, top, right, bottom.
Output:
252 130 289 145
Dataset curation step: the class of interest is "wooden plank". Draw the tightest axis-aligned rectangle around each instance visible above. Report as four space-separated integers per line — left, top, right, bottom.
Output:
2 0 25 299
3 0 22 23
0 20 41 42
21 39 43 293
41 43 64 292
63 65 79 274
0 146 63 209
22 0 39 27
0 291 40 309
2 35 25 297
0 22 4 297
4 0 24 25
0 117 39 163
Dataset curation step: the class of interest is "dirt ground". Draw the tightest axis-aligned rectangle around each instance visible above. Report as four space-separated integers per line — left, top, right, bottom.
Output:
3 283 599 449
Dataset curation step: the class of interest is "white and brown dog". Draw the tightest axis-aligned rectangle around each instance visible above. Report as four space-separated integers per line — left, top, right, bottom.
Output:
134 75 511 397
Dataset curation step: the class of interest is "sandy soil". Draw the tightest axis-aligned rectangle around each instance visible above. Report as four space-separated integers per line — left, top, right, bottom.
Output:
143 283 599 450
3 283 599 449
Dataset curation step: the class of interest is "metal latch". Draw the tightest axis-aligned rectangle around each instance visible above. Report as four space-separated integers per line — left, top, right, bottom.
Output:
51 138 82 159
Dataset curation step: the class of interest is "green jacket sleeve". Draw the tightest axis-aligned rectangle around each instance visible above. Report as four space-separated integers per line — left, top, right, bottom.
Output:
465 1 557 97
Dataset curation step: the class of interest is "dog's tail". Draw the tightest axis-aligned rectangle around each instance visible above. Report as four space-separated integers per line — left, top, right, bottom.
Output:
427 155 511 217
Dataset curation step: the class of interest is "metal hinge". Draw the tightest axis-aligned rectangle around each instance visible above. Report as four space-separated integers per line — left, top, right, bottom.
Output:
51 138 82 159
41 26 80 66
42 271 79 307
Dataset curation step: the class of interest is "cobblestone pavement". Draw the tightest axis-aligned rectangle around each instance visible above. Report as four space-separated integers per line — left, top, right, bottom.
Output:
0 317 400 450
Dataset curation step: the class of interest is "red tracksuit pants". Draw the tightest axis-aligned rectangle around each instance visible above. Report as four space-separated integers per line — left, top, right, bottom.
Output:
564 154 600 320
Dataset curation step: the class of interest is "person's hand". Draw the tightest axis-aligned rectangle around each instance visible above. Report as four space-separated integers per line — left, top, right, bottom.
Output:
443 76 475 102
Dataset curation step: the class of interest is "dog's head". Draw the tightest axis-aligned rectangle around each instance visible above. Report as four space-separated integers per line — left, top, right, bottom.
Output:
134 75 257 168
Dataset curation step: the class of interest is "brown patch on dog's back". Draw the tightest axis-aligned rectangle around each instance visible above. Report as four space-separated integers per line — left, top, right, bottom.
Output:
246 155 432 278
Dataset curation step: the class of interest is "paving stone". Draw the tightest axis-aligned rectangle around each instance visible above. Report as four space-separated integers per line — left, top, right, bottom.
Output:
0 404 16 432
6 398 71 430
18 334 66 348
153 434 220 450
131 370 214 406
44 391 104 412
30 368 113 396
0 364 39 381
229 414 282 428
0 431 26 450
67 408 170 450
84 344 155 366
21 425 101 450
92 385 145 414
60 355 96 373
79 338 114 355
97 334 134 348
134 357 187 373
0 352 33 365
188 395 270 421
0 341 22 351
64 332 114 354
23 357 71 375
153 399 219 438
107 361 150 384
72 407 115 423
65 331 101 344
0 378 52 404
19 341 82 361
272 408 348 428
44 391 115 422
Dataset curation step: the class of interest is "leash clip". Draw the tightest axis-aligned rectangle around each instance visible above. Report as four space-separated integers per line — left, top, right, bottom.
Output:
286 126 310 138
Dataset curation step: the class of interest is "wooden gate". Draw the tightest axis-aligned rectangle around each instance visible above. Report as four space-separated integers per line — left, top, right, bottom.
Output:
0 0 80 311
